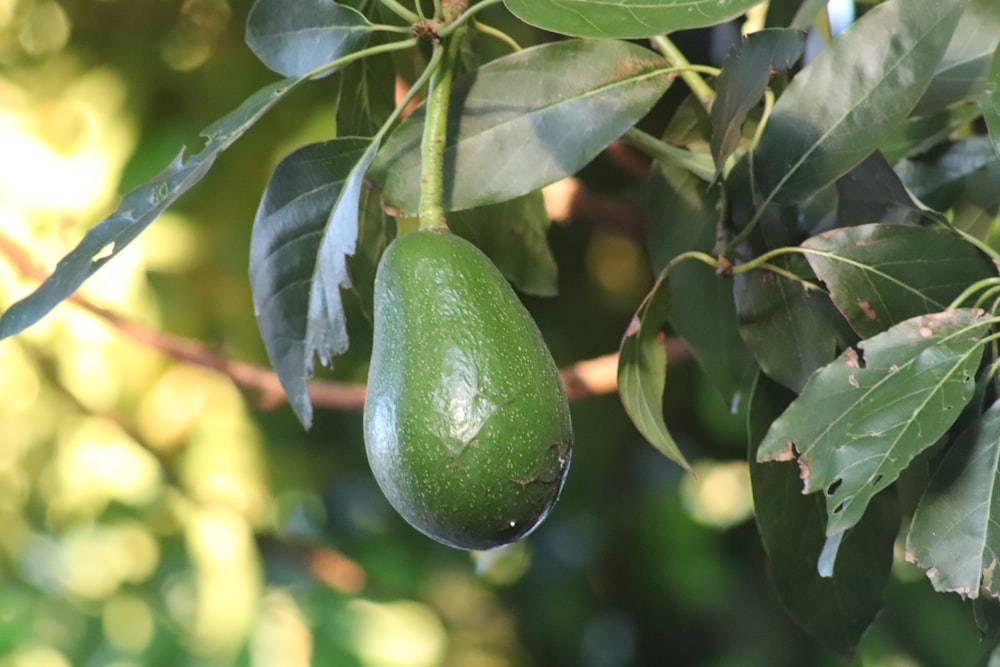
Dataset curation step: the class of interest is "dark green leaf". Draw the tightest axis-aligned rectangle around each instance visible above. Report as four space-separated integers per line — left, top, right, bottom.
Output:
836 153 940 228
617 276 691 470
0 76 304 340
879 105 983 164
764 0 827 30
336 34 396 137
346 184 395 323
710 29 805 174
647 163 756 403
447 192 558 297
907 399 1000 599
749 374 896 655
757 308 991 547
369 39 673 215
249 137 377 428
952 160 1000 240
913 0 1000 115
503 0 765 39
983 43 1000 158
802 224 995 338
246 0 373 78
895 137 998 203
753 0 966 205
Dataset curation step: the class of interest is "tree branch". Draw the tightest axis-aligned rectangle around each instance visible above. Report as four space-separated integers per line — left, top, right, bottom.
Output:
0 229 689 411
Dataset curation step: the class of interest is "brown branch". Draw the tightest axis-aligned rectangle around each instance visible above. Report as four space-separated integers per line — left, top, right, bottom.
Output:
0 230 690 412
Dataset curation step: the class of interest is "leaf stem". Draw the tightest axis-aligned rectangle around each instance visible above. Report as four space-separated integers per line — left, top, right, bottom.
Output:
948 277 1000 310
378 0 420 23
622 127 715 182
950 225 1000 263
649 34 716 108
417 29 464 230
370 23 416 34
438 0 504 37
373 42 444 145
472 19 522 51
305 36 419 80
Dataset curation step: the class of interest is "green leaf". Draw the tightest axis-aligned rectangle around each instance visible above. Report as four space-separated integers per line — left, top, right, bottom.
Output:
895 137 998 203
246 0 373 78
647 163 756 403
835 153 939 228
913 0 1000 115
802 224 996 338
0 76 304 340
757 308 991 544
336 34 396 137
710 28 805 174
617 276 691 470
447 192 558 297
749 374 896 656
753 0 967 205
249 137 377 428
346 184 395 323
503 0 765 39
879 105 984 164
907 399 1000 599
369 39 673 215
983 43 1000 158
764 0 827 30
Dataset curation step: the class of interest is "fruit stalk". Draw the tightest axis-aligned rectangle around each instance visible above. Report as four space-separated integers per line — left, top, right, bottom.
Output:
417 28 464 231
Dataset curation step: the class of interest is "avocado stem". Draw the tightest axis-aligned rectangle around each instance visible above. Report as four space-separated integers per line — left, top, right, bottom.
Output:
418 28 464 231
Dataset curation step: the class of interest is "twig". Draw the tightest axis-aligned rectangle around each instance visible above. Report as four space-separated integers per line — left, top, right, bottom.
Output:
0 229 690 411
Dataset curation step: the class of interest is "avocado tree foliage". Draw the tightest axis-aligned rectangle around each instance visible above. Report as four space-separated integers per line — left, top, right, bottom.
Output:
3 0 1000 655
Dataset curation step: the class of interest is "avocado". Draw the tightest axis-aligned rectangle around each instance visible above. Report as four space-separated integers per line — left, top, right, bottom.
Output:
364 229 572 550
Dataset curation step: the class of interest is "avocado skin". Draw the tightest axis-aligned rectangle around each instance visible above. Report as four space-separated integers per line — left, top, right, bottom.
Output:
364 230 572 550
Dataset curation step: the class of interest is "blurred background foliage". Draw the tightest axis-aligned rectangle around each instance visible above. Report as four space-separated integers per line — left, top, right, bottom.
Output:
0 1 998 665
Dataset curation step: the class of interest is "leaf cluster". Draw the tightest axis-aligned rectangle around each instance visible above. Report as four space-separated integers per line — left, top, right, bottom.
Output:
4 0 1000 655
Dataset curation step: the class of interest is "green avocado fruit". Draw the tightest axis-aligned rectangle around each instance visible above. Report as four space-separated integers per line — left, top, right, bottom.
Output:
364 229 572 550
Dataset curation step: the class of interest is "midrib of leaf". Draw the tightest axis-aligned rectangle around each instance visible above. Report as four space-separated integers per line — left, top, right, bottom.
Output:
802 248 953 310
753 4 956 212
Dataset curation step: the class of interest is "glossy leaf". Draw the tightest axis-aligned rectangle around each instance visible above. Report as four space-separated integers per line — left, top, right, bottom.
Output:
618 276 691 471
710 29 805 174
370 39 673 215
880 106 983 164
753 0 966 205
757 309 991 547
983 43 1000 158
346 184 395 323
503 0 765 39
647 163 756 403
802 224 996 338
447 192 558 297
246 0 373 78
913 0 1000 115
749 374 896 655
0 76 304 340
250 137 377 428
835 153 940 228
907 400 1000 599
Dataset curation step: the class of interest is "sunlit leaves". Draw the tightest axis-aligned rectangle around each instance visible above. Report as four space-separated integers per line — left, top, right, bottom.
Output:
757 309 992 550
249 138 377 428
504 0 766 39
246 0 374 78
907 400 1000 599
370 39 674 215
753 0 967 205
618 276 691 471
0 76 305 340
802 224 997 338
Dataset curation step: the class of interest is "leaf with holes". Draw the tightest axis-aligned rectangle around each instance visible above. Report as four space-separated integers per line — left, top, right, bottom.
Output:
618 275 691 471
907 399 1000 599
503 0 766 39
246 0 374 78
369 39 673 215
753 0 966 205
0 76 305 341
749 374 897 655
757 308 991 559
802 224 996 338
250 137 377 428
